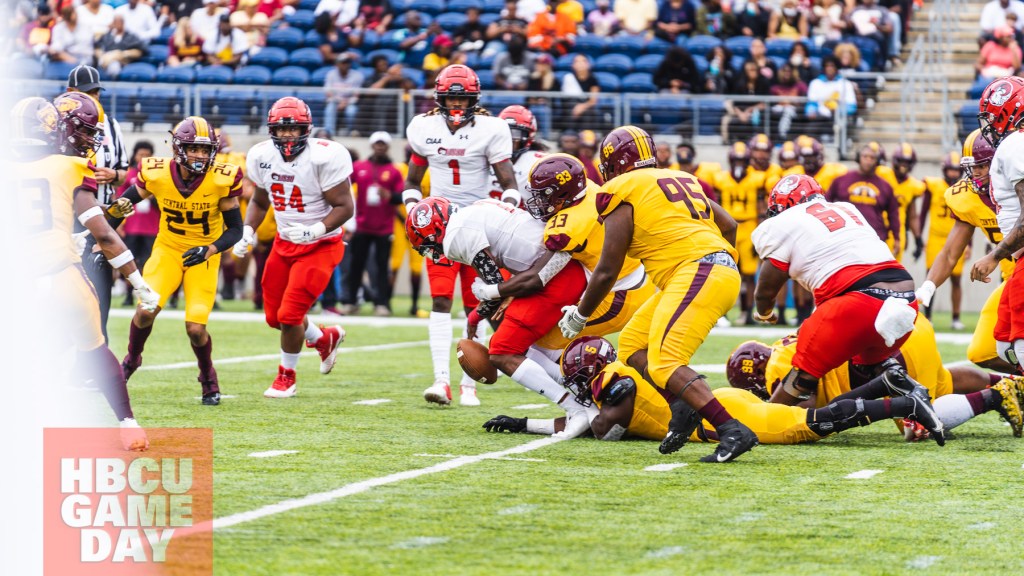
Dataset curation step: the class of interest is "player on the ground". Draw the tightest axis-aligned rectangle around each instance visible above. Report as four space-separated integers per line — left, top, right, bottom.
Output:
918 152 969 328
482 337 946 446
233 97 353 398
557 125 759 462
749 173 945 442
919 131 1016 372
403 64 519 407
406 197 597 435
20 95 158 449
115 116 243 406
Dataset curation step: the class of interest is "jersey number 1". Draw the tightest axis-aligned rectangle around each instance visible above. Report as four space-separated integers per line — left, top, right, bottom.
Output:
270 183 305 212
448 159 461 186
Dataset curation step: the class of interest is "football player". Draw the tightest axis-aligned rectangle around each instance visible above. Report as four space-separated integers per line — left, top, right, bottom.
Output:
918 131 1015 372
495 105 547 195
889 143 927 262
558 125 759 462
403 64 519 407
114 116 244 406
233 97 353 399
406 197 596 435
796 135 847 192
483 337 945 446
750 174 946 443
918 152 968 329
21 95 158 449
826 143 902 255
673 142 718 202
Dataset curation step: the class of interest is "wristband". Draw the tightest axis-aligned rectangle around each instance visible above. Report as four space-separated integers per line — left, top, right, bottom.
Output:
501 188 521 206
108 249 135 269
77 206 104 225
402 189 423 205
126 270 145 289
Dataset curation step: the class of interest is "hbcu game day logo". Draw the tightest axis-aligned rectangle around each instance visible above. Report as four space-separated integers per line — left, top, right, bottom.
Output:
43 428 213 575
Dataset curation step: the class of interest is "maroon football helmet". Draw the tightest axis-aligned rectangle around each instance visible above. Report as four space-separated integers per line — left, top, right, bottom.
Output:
499 105 537 153
560 336 618 406
405 197 456 264
54 92 104 158
598 125 657 182
748 133 772 170
797 135 824 176
766 174 824 217
268 96 313 158
11 96 60 156
892 142 917 169
726 341 772 400
171 116 219 175
435 64 481 127
526 153 587 220
962 128 995 193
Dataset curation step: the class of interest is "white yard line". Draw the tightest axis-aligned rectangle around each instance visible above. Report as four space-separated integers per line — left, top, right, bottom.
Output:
248 450 298 458
844 469 884 479
510 404 552 410
139 340 431 372
353 399 392 405
644 463 688 472
412 453 546 462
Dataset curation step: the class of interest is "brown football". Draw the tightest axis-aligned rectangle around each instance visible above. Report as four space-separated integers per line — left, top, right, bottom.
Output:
457 339 498 384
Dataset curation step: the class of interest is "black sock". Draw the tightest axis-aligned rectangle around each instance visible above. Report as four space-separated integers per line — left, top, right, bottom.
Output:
831 374 892 402
807 398 897 435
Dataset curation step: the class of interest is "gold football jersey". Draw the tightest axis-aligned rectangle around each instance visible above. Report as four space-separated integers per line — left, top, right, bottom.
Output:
21 154 95 274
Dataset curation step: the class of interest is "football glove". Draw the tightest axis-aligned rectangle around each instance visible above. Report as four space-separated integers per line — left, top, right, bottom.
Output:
232 225 256 258
471 277 501 302
131 280 160 313
915 280 936 307
72 231 90 254
182 246 211 267
482 415 527 433
558 305 588 339
107 197 135 219
912 236 924 261
284 221 327 245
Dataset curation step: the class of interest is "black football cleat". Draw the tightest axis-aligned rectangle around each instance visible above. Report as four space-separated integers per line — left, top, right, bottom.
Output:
659 400 701 454
200 370 221 406
905 391 945 446
202 392 221 406
699 419 758 463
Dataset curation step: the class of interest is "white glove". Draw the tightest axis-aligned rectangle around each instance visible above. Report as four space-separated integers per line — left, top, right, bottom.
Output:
471 277 501 301
915 280 936 307
875 296 917 347
284 221 327 244
752 309 778 324
558 305 588 339
119 417 149 451
127 271 160 312
233 225 256 257
72 231 90 254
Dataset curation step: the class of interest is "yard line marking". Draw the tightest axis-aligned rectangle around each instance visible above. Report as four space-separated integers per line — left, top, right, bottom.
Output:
845 469 884 479
497 504 537 516
412 453 545 462
140 340 431 372
109 308 434 328
906 556 942 569
353 399 392 405
392 536 450 549
511 404 552 410
177 435 567 535
248 450 298 458
967 522 996 530
645 546 686 559
691 363 725 374
644 463 688 472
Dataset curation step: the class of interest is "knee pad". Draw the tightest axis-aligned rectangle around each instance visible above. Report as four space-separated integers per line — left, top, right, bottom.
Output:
997 341 1017 366
809 398 867 435
780 368 817 400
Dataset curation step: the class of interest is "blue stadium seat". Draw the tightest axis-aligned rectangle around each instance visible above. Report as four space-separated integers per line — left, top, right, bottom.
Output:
290 47 326 69
435 12 467 31
476 69 496 90
958 102 979 137
684 35 721 57
622 72 654 93
44 61 76 81
845 35 879 69
117 62 158 82
304 29 324 46
594 71 620 92
769 55 786 69
478 51 499 69
765 38 795 58
555 52 579 72
607 35 647 57
644 37 674 55
482 0 505 12
233 65 273 85
195 65 233 84
266 27 305 50
311 65 334 85
402 67 425 87
378 29 404 50
143 43 169 66
272 65 312 86
259 88 297 105
696 100 726 136
298 0 319 10
634 54 663 74
359 29 381 50
594 53 633 75
287 9 317 30
156 65 195 83
580 0 597 14
393 12 433 28
154 26 173 46
725 35 754 58
392 0 416 12
9 58 43 79
365 48 400 66
409 0 446 15
446 0 477 12
463 51 480 69
729 54 746 73
481 94 523 109
479 12 499 26
250 46 290 69
692 54 709 75
968 77 994 99
574 35 608 58
809 56 822 72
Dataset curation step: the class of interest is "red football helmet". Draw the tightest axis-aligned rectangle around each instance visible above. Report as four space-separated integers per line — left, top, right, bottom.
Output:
598 125 657 182
766 173 824 217
11 96 60 157
962 128 995 192
268 96 313 158
797 135 824 175
499 105 537 152
978 76 1024 146
434 64 481 127
54 92 104 158
405 197 456 264
726 341 772 400
171 116 219 175
748 133 772 170
526 153 587 220
560 336 618 406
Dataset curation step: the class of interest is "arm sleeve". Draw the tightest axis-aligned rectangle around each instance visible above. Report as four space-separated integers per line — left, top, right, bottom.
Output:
212 207 244 252
594 190 623 220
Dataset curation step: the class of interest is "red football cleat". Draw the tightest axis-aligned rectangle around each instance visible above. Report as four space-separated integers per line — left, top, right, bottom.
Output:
308 325 345 374
264 366 297 398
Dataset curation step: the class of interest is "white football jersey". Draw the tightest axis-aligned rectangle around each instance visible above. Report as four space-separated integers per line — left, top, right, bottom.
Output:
752 198 895 293
989 129 1024 238
490 150 548 196
443 199 545 273
246 138 352 240
406 113 513 207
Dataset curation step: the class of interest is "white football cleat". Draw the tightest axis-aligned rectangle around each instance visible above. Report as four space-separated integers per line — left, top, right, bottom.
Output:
424 380 452 405
459 385 480 406
716 316 732 328
309 325 346 374
120 418 149 452
951 319 965 331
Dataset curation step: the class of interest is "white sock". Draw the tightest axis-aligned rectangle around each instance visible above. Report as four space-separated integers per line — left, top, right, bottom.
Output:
429 311 452 381
527 346 563 382
1014 340 1024 374
511 358 568 404
459 373 477 389
933 394 976 430
281 351 300 370
526 419 556 435
304 322 323 345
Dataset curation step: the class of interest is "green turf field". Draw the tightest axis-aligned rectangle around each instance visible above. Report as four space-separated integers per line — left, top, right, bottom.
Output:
103 299 1023 575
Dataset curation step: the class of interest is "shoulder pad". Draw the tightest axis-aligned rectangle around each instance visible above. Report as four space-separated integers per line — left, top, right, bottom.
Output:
601 376 637 406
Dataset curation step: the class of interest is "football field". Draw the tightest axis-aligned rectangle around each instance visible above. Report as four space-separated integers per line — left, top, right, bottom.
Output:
104 301 1023 575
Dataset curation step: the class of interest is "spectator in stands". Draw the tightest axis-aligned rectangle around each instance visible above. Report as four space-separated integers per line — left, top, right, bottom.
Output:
826 143 900 251
231 0 271 49
696 0 735 38
768 0 808 40
1006 12 1024 46
561 54 600 129
116 0 160 43
805 56 857 125
345 131 403 317
168 16 205 66
50 7 95 64
454 7 488 53
736 0 771 38
315 11 349 60
789 41 818 82
496 32 538 89
527 1 576 55
486 1 529 56
554 0 586 25
704 44 735 93
615 0 658 35
527 52 557 137
315 0 360 30
190 0 225 43
769 63 807 138
519 0 549 22
586 0 620 36
559 129 580 155
202 13 250 67
256 0 286 26
117 140 158 307
423 34 453 74
723 60 770 143
363 58 411 132
748 38 776 81
77 0 115 39
832 41 861 73
849 0 893 69
95 15 147 76
809 0 847 46
655 0 696 42
395 11 439 68
162 0 203 26
324 52 363 136
577 129 603 183
17 4 54 59
655 140 676 168
978 25 1022 78
653 45 701 93
354 0 393 34
980 0 1024 42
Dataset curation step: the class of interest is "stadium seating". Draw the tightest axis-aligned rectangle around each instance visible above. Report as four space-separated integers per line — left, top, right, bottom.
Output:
846 35 879 70
9 58 43 78
479 12 499 26
118 62 158 83
271 66 312 86
304 29 324 47
394 12 434 28
476 69 496 90
233 65 274 85
365 48 401 66
409 0 445 14
968 77 994 99
287 10 317 30
634 54 664 74
622 72 655 93
298 0 319 10
250 47 290 69
392 0 416 12
765 38 796 58
482 0 505 12
266 27 305 50
574 35 608 58
607 35 647 58
555 53 578 72
594 71 621 92
644 37 674 55
44 61 76 81
435 12 468 31
684 35 722 57
290 47 327 70
196 65 234 84
692 54 709 75
729 54 746 74
478 52 499 69
143 44 170 66
594 53 633 75
403 68 426 87
154 27 173 46
156 65 196 84
378 29 403 50
446 0 477 12
311 65 334 85
725 35 754 58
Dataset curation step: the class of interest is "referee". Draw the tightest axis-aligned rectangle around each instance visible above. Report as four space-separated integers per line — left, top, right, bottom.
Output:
67 65 130 342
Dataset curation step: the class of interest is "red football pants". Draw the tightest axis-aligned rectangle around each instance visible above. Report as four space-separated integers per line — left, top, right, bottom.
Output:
262 236 345 328
488 261 588 356
426 257 480 308
994 262 1024 342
